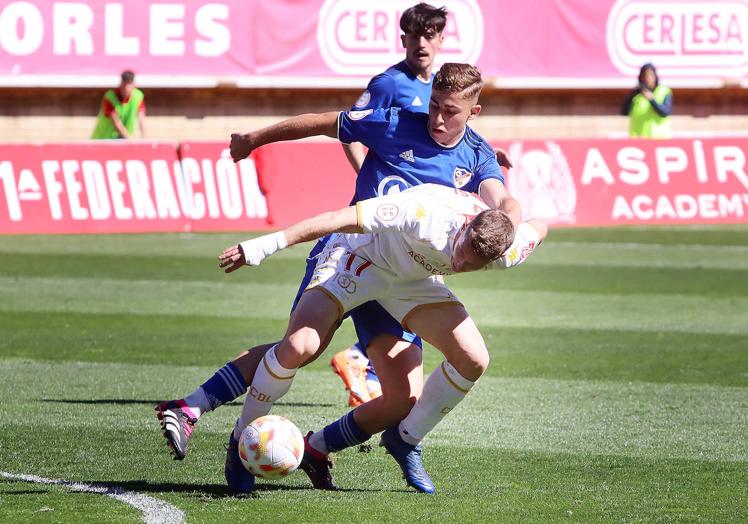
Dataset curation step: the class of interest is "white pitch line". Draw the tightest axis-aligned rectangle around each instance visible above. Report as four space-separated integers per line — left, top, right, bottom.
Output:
0 471 185 524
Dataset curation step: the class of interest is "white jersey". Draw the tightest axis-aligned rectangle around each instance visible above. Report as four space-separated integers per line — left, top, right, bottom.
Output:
349 184 489 279
306 184 540 322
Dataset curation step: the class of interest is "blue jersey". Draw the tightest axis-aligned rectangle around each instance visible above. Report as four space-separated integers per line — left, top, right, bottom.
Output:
352 61 432 114
338 107 504 203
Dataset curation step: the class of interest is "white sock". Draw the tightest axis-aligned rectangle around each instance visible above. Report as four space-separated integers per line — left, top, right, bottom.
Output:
183 388 211 419
232 345 297 440
308 430 329 455
399 360 476 446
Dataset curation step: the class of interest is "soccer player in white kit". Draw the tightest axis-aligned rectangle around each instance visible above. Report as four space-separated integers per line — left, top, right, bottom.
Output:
218 183 547 492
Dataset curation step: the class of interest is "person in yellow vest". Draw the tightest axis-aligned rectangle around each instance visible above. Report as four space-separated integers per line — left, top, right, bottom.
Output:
92 70 146 139
621 63 672 138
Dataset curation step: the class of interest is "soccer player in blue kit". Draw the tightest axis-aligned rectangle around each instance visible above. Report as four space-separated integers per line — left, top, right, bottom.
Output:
341 2 445 175
331 3 514 410
156 63 521 495
333 2 447 409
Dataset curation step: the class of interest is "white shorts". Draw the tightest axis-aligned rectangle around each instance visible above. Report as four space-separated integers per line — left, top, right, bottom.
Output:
305 237 462 329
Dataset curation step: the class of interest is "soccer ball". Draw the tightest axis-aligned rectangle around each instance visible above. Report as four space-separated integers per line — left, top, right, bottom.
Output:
238 415 305 479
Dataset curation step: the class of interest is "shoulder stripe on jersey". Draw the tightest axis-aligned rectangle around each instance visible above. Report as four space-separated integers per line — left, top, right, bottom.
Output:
478 141 496 158
464 129 486 150
464 128 494 155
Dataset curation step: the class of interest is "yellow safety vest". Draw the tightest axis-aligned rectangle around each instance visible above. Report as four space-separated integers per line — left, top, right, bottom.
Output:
628 85 672 139
91 88 144 139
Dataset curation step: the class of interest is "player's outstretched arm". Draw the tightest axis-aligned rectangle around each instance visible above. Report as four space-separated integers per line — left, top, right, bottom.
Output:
341 142 366 174
218 206 361 273
493 219 548 270
230 111 341 162
478 178 522 226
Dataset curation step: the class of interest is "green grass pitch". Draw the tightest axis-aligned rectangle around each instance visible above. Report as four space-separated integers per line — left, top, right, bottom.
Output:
0 226 746 522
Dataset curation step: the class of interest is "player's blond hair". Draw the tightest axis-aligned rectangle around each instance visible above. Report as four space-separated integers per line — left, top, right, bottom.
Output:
470 210 515 261
433 63 483 101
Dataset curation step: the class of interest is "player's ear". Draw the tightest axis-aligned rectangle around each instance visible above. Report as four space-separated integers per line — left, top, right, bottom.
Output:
468 104 482 120
401 34 407 48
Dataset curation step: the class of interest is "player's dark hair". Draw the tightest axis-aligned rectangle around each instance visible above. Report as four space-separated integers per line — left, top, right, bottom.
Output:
400 3 448 35
433 63 483 100
470 209 515 261
121 70 135 83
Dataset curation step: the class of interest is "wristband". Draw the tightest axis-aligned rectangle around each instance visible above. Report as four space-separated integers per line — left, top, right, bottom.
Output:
240 231 288 266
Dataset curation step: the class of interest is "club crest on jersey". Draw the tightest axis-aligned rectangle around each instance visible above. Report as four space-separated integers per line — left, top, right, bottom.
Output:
354 90 371 108
453 167 473 188
348 109 373 120
376 203 399 221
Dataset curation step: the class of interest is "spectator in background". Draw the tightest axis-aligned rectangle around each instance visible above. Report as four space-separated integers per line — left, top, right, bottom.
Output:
91 70 146 139
621 63 672 139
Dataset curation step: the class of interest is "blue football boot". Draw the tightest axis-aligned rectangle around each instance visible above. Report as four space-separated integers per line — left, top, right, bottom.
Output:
224 431 255 495
380 427 435 494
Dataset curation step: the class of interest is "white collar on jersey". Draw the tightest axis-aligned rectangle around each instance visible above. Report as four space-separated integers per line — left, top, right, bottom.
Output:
428 126 466 149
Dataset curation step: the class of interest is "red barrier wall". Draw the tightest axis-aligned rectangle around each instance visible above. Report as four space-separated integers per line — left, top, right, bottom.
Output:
1 137 746 234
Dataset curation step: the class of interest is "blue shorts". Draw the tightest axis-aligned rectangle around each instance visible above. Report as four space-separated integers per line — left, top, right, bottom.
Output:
291 236 422 353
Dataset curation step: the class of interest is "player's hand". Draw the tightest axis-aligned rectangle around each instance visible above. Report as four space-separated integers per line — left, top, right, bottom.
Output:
218 244 246 273
495 148 513 169
221 233 287 272
640 88 653 100
230 133 255 163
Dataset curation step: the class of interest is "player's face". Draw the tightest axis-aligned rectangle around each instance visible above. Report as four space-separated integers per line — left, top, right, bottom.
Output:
428 90 481 147
452 225 490 273
401 28 443 76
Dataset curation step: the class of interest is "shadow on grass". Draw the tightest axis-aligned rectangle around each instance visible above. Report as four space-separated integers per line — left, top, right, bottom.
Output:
41 399 336 408
0 489 53 495
80 480 407 497
2 477 411 497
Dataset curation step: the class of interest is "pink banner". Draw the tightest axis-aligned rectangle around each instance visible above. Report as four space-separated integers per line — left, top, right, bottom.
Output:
500 137 748 225
0 141 268 233
1 137 746 234
1 0 746 87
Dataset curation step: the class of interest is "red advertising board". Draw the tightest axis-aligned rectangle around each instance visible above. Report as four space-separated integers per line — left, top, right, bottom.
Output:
1 137 746 234
178 141 269 231
1 0 746 88
255 141 356 226
501 138 748 226
0 141 268 233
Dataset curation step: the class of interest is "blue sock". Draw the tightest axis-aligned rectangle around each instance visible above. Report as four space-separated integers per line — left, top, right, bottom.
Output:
200 362 247 410
322 411 371 452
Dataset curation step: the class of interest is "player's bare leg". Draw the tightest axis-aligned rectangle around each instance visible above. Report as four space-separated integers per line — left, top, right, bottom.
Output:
232 343 277 385
352 335 424 435
226 288 341 493
381 303 488 494
157 324 330 461
302 335 424 491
